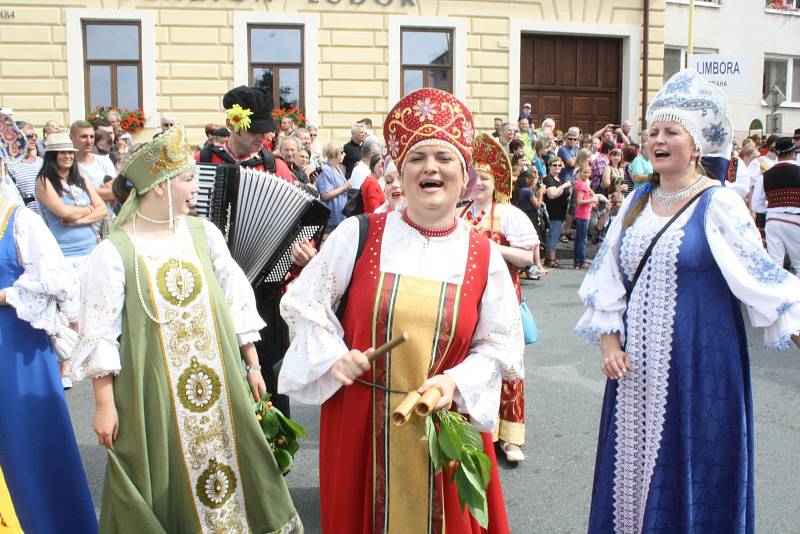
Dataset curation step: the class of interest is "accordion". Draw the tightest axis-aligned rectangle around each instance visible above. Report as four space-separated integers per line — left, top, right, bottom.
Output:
195 163 330 286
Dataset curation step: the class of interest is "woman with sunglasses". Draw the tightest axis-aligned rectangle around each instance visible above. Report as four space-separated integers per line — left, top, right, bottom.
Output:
543 157 572 268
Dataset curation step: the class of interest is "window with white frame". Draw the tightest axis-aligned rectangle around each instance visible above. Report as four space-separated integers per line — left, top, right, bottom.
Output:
400 28 453 95
663 47 717 82
763 56 800 103
248 25 304 111
67 10 155 126
82 21 142 111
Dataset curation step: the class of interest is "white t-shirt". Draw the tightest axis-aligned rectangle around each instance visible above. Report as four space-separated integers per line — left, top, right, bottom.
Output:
78 154 117 189
350 161 370 189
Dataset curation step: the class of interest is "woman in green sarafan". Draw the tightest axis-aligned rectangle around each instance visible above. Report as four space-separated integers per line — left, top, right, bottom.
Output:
69 124 302 533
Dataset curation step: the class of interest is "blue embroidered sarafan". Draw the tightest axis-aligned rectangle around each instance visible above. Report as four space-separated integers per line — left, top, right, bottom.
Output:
588 188 755 533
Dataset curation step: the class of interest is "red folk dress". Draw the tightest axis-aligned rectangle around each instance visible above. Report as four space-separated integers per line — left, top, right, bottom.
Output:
460 202 538 446
279 212 524 534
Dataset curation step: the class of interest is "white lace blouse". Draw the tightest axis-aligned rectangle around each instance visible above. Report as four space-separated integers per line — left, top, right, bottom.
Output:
576 186 800 349
278 211 524 432
3 206 78 335
69 217 265 380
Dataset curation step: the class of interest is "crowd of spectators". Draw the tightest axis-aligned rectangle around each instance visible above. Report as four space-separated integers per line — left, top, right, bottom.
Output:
5 105 798 306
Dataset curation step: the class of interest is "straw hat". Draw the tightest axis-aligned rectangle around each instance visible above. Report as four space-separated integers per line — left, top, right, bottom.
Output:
44 131 77 152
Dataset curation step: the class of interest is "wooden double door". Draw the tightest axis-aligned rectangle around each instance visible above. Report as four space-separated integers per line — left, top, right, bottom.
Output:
520 34 622 134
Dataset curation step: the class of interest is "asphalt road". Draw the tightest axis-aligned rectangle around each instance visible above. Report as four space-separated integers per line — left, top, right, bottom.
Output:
66 268 800 533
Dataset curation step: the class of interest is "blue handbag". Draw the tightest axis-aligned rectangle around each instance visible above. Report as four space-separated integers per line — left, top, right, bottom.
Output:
520 298 539 344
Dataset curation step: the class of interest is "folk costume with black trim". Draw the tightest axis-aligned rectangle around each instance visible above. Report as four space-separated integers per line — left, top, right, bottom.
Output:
460 134 537 448
0 114 98 534
69 124 301 533
760 137 800 268
279 89 522 533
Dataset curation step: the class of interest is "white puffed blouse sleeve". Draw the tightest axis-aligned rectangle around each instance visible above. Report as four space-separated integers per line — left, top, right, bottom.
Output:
4 207 78 334
574 192 638 345
278 216 359 404
500 204 539 250
68 239 125 380
444 245 523 432
202 218 266 346
705 187 800 349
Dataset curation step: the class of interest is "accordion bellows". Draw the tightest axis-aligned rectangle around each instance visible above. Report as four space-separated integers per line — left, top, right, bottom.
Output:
196 164 330 286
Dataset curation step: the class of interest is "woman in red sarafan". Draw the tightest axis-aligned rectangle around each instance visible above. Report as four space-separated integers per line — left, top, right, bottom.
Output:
279 88 523 534
460 133 537 464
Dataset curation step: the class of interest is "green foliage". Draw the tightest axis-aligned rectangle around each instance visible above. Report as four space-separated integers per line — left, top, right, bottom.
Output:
255 393 308 475
428 410 492 528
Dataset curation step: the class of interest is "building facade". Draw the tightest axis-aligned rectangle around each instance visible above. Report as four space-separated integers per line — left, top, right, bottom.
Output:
0 0 667 144
664 0 800 140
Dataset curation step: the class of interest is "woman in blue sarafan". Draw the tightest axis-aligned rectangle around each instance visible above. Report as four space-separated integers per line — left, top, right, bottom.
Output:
0 115 98 533
576 69 800 533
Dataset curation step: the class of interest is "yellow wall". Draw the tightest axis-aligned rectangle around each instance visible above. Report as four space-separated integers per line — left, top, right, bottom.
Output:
0 0 665 145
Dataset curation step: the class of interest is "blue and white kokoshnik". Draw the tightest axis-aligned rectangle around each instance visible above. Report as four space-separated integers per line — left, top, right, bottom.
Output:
647 69 733 158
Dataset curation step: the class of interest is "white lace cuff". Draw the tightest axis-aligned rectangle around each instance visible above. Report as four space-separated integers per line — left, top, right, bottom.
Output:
237 330 262 347
444 357 502 432
763 303 800 350
68 335 121 381
575 307 625 346
4 286 62 335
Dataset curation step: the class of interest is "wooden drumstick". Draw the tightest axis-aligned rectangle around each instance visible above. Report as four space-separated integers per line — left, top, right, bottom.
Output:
391 391 422 427
414 387 443 417
367 332 409 363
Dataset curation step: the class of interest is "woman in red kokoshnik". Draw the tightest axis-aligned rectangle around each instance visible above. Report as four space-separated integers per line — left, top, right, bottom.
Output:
460 134 538 463
279 88 522 533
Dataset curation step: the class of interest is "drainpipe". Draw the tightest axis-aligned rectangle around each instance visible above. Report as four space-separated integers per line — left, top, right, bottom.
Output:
641 0 650 133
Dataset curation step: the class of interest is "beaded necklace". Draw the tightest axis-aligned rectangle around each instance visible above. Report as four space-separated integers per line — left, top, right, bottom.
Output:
401 209 458 238
653 175 709 210
130 179 191 323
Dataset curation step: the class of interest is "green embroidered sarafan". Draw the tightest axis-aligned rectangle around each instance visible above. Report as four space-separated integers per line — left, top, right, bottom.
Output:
177 357 221 413
196 458 237 509
156 259 202 306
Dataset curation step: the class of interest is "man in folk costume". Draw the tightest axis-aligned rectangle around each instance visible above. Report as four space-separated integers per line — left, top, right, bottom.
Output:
195 85 292 181
70 124 301 533
761 136 800 270
279 88 523 533
460 134 538 463
197 85 315 416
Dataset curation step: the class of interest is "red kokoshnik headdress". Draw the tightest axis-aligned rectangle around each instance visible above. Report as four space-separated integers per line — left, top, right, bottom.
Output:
472 133 512 203
384 88 475 179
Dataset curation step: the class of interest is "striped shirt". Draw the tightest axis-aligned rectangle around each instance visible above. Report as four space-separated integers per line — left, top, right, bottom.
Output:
8 157 43 213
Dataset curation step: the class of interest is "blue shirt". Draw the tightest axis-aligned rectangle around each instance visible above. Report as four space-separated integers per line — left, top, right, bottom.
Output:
557 145 579 181
629 155 654 189
316 162 348 227
39 181 97 257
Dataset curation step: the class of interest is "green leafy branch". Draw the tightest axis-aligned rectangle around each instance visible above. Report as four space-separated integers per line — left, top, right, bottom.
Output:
425 409 492 528
255 393 308 475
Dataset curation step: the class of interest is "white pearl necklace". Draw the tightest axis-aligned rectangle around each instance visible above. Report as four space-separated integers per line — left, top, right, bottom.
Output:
131 216 192 325
132 216 168 324
136 210 172 225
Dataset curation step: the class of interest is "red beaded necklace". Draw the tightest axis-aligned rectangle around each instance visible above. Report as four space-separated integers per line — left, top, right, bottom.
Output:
401 210 458 237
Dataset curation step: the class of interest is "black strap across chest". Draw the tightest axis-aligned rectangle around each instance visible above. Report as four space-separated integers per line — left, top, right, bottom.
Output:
625 187 710 303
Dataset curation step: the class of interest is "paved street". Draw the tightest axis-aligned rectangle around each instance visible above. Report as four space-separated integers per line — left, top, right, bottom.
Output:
66 268 800 533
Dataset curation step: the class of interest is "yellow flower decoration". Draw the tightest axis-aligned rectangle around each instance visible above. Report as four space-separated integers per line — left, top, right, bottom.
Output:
226 104 253 133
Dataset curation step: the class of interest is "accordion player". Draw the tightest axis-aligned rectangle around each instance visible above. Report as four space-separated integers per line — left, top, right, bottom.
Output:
195 163 330 288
